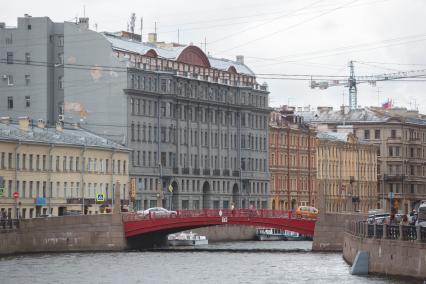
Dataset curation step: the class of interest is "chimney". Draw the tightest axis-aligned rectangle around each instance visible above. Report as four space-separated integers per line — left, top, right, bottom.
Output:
37 119 46 129
148 33 157 43
236 55 244 64
0 23 5 29
0 116 10 125
18 116 30 131
78 17 89 29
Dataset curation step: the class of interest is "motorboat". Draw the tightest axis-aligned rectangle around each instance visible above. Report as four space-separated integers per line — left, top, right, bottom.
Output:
167 232 209 246
256 228 301 241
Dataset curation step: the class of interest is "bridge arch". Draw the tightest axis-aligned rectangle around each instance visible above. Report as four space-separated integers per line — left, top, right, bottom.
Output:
202 181 211 209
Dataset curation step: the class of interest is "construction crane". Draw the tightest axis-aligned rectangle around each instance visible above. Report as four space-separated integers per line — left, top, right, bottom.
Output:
310 60 426 110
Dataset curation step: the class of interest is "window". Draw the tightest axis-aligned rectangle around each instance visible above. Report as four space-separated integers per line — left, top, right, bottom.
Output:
6 52 13 64
364 129 370 139
25 53 30 64
391 129 396 138
374 129 380 139
7 75 14 86
58 76 64 89
25 75 31 85
25 96 30 107
6 96 13 109
58 53 64 64
58 36 64 47
27 24 31 30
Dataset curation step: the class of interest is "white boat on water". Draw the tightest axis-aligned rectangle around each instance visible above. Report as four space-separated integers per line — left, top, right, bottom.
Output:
256 228 301 241
167 232 209 246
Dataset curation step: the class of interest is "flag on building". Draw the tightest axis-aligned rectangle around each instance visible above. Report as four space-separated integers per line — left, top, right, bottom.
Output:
382 99 392 109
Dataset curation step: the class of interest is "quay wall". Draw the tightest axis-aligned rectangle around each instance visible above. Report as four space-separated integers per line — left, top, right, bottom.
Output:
343 232 426 279
312 212 367 251
0 214 127 255
192 225 257 242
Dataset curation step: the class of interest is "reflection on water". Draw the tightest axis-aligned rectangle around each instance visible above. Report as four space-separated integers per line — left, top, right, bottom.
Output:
0 241 418 284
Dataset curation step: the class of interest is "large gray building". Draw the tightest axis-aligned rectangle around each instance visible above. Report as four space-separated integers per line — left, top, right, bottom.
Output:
0 16 271 210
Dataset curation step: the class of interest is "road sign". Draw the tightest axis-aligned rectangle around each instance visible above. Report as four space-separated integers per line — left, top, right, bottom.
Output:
168 184 173 193
0 188 4 197
96 193 105 202
13 191 19 199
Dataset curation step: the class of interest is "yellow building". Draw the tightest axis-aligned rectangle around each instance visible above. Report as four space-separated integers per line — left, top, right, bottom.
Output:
0 118 130 218
317 131 377 213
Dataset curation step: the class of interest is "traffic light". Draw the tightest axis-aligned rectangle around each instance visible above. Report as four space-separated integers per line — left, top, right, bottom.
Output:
393 199 399 209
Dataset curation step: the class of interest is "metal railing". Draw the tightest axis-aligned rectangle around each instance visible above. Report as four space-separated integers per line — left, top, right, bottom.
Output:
0 219 20 231
347 221 426 242
122 209 315 222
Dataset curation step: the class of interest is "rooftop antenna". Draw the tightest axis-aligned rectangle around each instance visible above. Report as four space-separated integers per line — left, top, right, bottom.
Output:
95 23 98 31
154 21 158 34
140 17 143 41
200 37 208 53
178 28 180 44
376 87 381 107
130 13 136 34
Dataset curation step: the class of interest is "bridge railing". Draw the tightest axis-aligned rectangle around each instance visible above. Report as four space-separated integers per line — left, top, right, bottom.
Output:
122 209 317 222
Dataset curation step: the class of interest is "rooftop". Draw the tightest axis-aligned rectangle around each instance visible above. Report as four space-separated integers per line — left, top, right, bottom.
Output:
0 123 129 151
297 107 426 126
102 33 255 76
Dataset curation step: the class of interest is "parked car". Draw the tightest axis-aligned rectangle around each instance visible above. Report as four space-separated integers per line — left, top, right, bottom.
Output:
367 209 389 224
416 201 426 227
296 206 318 219
137 207 177 217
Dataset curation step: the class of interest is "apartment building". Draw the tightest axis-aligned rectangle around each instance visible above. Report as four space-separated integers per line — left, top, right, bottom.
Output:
269 106 317 210
299 106 426 212
0 117 129 218
316 131 377 213
0 16 270 210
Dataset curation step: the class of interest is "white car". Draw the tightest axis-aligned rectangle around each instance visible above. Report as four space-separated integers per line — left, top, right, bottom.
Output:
137 207 177 217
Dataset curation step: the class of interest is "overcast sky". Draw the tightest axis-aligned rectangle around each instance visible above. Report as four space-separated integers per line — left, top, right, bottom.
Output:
3 0 426 113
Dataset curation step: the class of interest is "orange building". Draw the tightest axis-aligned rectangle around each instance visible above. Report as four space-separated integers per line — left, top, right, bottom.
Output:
269 106 317 210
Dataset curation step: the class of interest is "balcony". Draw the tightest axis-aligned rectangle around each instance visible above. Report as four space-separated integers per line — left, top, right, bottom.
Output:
383 174 405 182
223 169 230 176
232 170 240 177
193 168 200 175
203 169 211 176
182 168 190 175
387 136 402 143
213 169 220 176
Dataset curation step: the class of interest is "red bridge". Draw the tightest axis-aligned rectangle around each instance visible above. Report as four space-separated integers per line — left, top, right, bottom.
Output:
123 209 316 238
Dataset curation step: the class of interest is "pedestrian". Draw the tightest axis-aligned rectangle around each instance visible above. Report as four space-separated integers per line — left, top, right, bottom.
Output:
400 214 409 226
389 213 397 225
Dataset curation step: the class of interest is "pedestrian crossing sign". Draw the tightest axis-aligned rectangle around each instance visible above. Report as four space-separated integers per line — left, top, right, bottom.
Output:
168 184 173 193
96 193 105 202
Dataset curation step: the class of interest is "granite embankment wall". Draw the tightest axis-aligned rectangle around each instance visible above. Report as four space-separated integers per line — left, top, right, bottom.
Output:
193 225 257 242
343 232 426 279
312 212 367 251
0 214 127 255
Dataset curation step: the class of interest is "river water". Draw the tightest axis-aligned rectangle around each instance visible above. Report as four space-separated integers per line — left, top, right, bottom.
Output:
0 241 418 284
